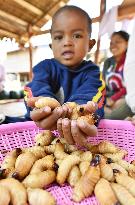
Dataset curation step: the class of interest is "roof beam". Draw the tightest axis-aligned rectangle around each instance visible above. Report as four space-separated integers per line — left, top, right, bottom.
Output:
0 9 28 26
0 28 19 39
12 0 43 16
35 0 67 25
0 9 41 32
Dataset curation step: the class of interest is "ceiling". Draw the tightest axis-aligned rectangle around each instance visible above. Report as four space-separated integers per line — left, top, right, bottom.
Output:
0 0 69 43
0 0 135 43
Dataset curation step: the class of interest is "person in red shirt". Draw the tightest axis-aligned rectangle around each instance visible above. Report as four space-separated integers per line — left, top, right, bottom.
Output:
103 30 133 119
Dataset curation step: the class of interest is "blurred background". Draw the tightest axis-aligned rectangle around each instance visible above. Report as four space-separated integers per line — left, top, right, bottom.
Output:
0 0 135 117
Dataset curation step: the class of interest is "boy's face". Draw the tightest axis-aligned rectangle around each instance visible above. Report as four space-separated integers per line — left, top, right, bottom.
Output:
51 10 93 68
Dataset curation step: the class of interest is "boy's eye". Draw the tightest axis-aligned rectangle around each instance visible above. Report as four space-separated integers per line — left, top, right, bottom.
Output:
73 34 82 39
54 35 63 40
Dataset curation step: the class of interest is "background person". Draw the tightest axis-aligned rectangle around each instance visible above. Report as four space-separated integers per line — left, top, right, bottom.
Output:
103 30 132 120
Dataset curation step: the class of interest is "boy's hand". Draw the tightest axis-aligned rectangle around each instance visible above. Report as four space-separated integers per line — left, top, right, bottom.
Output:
30 106 63 130
27 97 41 108
57 118 97 146
27 97 68 130
57 101 98 146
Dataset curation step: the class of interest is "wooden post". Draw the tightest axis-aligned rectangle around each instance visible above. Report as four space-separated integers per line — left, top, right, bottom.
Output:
94 0 106 64
28 40 33 81
28 25 33 81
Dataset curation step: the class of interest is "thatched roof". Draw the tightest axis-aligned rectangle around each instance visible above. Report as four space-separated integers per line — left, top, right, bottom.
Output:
0 0 69 43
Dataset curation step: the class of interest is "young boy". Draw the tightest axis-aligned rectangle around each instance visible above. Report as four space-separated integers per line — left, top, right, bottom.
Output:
25 5 106 146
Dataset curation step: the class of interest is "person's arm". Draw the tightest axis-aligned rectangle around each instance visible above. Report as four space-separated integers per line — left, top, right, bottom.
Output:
67 66 106 120
124 23 135 114
24 60 59 119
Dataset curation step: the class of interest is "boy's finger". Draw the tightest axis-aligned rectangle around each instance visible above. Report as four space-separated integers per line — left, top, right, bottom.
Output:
71 120 86 146
61 104 68 118
62 118 74 144
37 107 63 129
27 97 41 108
35 121 56 131
77 120 97 136
57 118 64 137
30 106 51 121
86 101 98 113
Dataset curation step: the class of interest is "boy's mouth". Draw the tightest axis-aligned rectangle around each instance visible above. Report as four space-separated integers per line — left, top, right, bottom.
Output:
62 51 74 59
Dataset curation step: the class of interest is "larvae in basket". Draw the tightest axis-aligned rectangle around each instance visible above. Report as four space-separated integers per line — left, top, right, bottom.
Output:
23 170 56 188
111 182 135 205
56 155 80 185
80 151 92 162
13 152 37 180
71 150 84 156
128 170 135 179
77 114 98 125
94 178 118 205
35 97 60 109
88 141 119 154
110 163 128 175
0 185 10 205
100 156 114 182
117 159 135 172
72 165 100 202
79 161 90 175
44 144 56 154
0 178 27 205
22 146 46 159
54 142 68 160
131 160 135 166
35 130 55 146
104 149 128 162
67 165 81 187
30 155 55 174
27 188 56 205
0 148 22 178
115 172 135 197
59 138 78 153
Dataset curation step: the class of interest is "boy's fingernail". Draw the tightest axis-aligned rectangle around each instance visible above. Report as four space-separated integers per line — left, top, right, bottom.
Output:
43 106 51 112
56 107 63 114
71 120 76 127
78 120 86 128
63 119 69 126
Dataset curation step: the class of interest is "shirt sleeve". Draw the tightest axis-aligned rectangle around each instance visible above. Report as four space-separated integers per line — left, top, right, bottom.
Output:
67 67 106 120
24 60 58 119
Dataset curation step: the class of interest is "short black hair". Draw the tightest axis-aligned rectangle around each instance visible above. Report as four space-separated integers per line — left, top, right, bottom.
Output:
51 5 92 37
112 30 129 42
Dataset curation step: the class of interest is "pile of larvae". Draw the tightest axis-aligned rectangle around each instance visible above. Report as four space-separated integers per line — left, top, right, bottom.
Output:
0 97 135 205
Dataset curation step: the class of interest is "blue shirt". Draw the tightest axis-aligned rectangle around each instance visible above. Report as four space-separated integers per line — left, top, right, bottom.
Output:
25 58 105 121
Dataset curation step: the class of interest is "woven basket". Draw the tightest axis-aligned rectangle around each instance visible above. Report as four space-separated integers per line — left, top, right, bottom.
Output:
0 119 135 205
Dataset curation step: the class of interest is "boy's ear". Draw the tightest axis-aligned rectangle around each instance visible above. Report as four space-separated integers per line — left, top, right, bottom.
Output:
49 43 52 49
89 39 96 51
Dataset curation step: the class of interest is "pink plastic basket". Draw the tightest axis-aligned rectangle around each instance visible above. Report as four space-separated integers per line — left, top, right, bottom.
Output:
0 119 135 205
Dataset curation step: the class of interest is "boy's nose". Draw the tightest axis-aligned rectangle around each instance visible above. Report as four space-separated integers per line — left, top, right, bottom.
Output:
63 37 73 47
